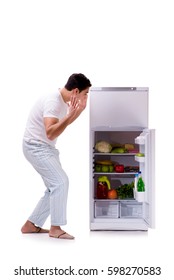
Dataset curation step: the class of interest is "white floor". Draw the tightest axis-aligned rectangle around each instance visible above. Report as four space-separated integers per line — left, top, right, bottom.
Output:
1 218 171 279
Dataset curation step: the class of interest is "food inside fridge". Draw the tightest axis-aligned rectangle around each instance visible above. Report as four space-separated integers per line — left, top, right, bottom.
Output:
95 163 139 173
95 160 114 173
115 164 124 173
124 143 135 150
95 140 138 154
94 132 141 200
111 147 126 153
135 153 145 157
93 130 148 224
96 178 134 200
95 141 112 153
95 164 114 172
124 166 139 172
117 181 134 199
107 189 118 199
95 160 114 165
96 176 111 199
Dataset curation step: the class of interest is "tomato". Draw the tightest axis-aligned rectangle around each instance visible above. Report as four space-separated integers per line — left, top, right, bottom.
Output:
115 164 124 173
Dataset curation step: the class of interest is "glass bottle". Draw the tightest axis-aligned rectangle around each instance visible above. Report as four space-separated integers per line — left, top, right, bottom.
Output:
96 176 111 199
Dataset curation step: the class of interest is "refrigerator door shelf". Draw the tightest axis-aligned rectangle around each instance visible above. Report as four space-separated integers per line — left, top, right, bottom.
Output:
134 191 145 202
135 155 145 163
135 136 145 145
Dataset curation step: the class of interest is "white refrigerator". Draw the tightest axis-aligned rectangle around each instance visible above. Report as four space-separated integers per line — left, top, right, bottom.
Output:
89 87 155 231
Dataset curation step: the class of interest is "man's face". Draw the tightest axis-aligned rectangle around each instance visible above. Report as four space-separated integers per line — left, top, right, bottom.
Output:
71 87 90 104
78 87 89 101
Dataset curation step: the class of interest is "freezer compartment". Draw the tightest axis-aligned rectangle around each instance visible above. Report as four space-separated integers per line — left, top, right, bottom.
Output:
90 87 148 128
95 200 119 218
120 201 143 218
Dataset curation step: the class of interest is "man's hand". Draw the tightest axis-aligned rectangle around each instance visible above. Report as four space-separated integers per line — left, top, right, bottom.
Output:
68 94 80 115
78 94 88 111
68 93 88 117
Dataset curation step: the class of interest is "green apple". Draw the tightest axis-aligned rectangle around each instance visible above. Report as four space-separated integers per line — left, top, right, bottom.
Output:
101 165 109 172
108 165 114 172
111 147 125 153
135 153 145 157
95 164 101 172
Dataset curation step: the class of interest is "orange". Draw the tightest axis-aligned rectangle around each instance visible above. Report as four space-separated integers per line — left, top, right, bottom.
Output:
107 189 118 199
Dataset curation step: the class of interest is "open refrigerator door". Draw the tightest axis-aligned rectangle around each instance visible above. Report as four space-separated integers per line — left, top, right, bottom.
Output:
135 129 155 228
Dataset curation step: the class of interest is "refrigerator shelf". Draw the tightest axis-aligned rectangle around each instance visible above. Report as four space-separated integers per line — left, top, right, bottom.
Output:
93 172 137 176
94 198 135 202
94 152 137 156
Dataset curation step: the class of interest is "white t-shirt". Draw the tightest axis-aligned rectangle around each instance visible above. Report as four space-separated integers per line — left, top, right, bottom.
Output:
24 90 68 147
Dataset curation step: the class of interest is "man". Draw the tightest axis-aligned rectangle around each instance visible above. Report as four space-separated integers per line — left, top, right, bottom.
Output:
21 73 92 239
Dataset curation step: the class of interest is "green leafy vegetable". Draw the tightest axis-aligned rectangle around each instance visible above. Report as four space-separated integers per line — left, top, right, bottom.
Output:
117 181 134 199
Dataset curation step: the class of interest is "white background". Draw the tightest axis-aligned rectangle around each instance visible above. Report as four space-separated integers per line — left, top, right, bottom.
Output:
0 0 173 279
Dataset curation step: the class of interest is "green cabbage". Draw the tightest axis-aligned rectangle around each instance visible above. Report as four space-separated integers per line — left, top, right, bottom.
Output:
95 141 112 153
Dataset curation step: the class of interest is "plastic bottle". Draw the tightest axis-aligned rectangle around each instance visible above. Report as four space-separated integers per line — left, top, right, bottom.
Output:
134 173 139 189
137 172 145 192
134 173 139 199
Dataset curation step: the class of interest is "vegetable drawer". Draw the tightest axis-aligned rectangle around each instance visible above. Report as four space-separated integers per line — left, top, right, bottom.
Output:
94 200 119 218
120 201 143 218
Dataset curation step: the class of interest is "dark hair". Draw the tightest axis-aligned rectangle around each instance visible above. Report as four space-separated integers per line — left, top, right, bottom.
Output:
65 73 92 92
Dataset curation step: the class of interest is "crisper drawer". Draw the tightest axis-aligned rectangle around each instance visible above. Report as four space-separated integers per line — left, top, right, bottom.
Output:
120 201 143 218
95 200 119 218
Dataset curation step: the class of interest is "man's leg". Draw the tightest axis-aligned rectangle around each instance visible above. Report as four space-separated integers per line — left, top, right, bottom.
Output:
22 141 74 238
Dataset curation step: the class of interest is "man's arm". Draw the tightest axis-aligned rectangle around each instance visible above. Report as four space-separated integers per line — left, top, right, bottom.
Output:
44 94 87 141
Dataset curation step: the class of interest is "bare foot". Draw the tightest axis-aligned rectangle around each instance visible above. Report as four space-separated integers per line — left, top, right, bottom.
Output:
49 226 74 240
21 220 49 234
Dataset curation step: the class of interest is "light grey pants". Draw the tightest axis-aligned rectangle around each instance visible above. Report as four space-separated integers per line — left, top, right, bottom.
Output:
23 140 69 227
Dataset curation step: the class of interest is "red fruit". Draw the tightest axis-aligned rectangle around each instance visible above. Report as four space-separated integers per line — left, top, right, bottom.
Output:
115 165 124 173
